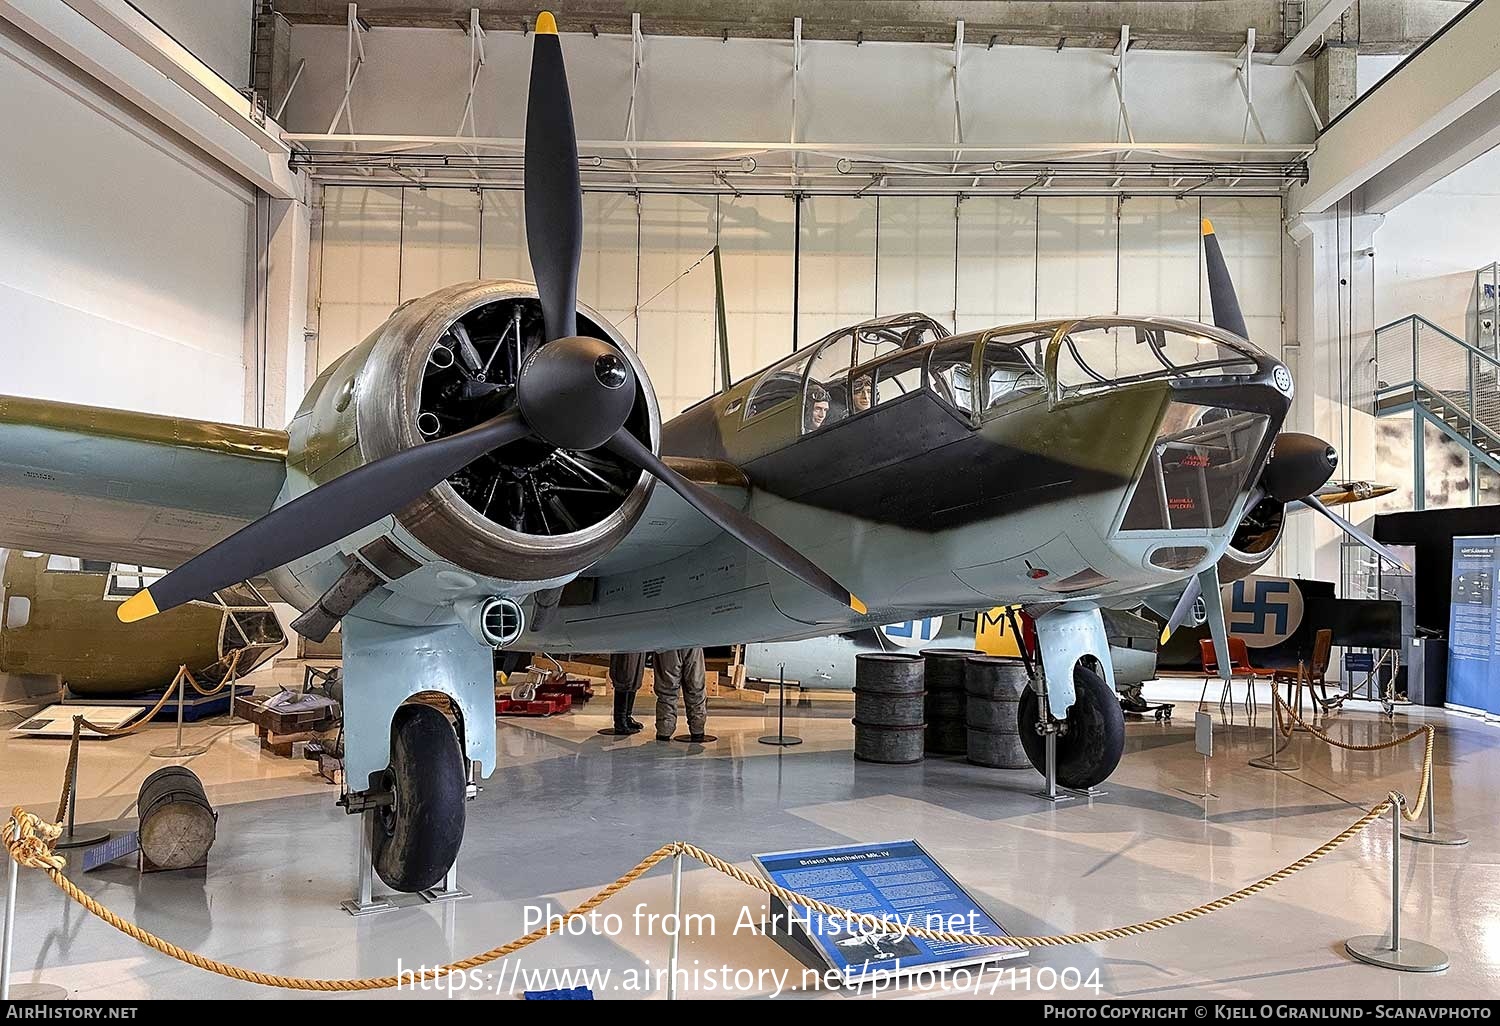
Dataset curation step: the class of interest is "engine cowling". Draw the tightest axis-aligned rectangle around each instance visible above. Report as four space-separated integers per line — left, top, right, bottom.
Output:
1216 432 1335 584
1218 491 1285 584
284 281 659 592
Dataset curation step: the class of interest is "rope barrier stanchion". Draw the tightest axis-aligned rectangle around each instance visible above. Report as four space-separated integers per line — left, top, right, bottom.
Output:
1401 748 1468 847
1 811 66 1001
52 718 110 851
1346 793 1449 973
2 843 15 999
150 667 208 759
667 847 683 1001
1249 664 1302 771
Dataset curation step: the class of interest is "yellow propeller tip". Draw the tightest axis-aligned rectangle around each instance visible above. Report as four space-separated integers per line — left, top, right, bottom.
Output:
117 589 160 623
536 11 557 33
1160 627 1172 644
850 595 868 615
1201 218 1215 236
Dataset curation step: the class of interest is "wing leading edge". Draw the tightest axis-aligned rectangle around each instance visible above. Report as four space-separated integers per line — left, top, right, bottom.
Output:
584 455 746 575
0 394 288 570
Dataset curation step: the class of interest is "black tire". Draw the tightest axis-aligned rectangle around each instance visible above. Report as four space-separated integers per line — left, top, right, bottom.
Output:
1017 664 1126 790
372 704 466 892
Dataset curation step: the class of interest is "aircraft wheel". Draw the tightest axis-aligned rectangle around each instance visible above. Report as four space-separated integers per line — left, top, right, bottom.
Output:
1017 664 1126 790
372 703 466 892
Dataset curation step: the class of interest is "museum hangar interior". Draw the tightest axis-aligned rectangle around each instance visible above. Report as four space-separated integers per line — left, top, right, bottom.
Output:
1 0 1499 1003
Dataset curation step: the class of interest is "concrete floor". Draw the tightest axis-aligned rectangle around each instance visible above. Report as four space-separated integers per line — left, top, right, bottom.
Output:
2 668 1496 1000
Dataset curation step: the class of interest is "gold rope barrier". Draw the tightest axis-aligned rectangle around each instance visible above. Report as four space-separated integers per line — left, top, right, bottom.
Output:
1269 680 1434 823
184 650 244 698
73 670 184 738
49 671 192 823
4 790 1396 991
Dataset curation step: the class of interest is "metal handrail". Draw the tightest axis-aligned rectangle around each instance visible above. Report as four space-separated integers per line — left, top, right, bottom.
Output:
1375 313 1500 375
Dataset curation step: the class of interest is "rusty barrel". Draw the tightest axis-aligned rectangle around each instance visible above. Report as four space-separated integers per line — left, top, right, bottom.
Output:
852 653 925 764
964 656 1032 769
920 648 982 755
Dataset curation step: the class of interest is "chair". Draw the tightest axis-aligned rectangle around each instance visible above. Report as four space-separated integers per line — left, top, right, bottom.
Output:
1275 629 1337 711
1199 637 1270 714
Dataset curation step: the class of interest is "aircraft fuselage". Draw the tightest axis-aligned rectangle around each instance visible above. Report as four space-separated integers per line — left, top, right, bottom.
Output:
530 314 1291 653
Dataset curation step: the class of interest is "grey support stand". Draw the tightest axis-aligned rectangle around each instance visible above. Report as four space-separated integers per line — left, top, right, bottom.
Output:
421 863 471 903
341 810 397 917
342 787 477 914
1401 768 1468 847
1031 727 1074 804
1346 794 1449 972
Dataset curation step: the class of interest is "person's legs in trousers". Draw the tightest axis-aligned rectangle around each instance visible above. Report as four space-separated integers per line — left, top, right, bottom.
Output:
682 648 709 739
609 652 645 733
653 648 684 740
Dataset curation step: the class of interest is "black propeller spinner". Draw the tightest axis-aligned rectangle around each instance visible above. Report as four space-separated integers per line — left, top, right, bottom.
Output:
120 11 864 625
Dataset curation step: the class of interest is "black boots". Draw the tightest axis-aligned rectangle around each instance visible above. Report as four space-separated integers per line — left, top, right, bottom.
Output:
613 688 643 734
624 689 643 732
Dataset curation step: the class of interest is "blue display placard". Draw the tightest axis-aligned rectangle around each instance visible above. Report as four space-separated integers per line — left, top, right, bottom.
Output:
1446 535 1499 715
753 840 1023 983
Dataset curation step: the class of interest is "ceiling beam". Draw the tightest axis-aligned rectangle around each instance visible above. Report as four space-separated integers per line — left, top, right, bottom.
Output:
0 0 299 197
1272 0 1357 65
269 0 1467 54
1292 0 1500 214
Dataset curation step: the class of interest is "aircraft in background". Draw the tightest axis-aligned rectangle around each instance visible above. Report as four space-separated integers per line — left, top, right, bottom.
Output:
0 551 284 698
0 15 1405 892
742 607 1160 697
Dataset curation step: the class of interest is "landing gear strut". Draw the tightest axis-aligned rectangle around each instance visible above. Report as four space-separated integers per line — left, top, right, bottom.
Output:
1018 664 1126 792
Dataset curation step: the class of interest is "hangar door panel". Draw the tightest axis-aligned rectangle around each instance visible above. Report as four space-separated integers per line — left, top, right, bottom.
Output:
0 27 252 425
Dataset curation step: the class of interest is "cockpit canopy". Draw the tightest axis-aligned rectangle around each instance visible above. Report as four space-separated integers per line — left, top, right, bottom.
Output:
742 313 1268 434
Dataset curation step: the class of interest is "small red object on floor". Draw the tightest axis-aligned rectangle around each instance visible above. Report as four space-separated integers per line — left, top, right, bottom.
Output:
497 693 573 717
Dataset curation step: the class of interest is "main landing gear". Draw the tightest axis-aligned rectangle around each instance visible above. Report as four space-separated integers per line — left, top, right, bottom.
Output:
372 704 467 892
1018 663 1126 791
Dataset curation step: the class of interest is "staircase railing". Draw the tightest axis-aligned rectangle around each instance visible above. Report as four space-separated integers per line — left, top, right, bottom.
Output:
1374 314 1500 460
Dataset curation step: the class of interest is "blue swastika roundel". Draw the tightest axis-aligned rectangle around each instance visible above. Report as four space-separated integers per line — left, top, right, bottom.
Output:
1223 577 1304 648
880 617 944 649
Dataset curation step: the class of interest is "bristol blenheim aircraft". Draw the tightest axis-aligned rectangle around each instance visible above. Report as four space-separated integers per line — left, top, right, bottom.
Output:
0 16 1395 893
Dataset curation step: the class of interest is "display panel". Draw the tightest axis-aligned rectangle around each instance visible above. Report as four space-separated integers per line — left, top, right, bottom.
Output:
754 839 1022 984
1447 535 1500 715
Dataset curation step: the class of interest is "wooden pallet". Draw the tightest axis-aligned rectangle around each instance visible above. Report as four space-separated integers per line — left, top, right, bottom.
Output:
234 694 340 757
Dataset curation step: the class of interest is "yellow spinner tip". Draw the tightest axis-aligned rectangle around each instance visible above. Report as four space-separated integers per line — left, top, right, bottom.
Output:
1201 218 1215 236
536 11 557 33
850 595 868 615
117 589 159 623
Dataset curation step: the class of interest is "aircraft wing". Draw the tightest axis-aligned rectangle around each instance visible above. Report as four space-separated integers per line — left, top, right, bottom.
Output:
584 456 746 575
0 395 288 570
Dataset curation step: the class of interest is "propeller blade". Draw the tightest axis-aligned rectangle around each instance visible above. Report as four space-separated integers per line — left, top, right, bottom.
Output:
1202 219 1248 340
605 427 866 615
524 12 582 342
118 411 532 622
1302 494 1411 572
1160 574 1203 644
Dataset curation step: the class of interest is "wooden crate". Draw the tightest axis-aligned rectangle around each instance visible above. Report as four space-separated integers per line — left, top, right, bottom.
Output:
234 694 340 757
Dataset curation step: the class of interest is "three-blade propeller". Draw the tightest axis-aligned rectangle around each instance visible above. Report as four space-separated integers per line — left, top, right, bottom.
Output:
119 12 863 625
1157 226 1410 645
